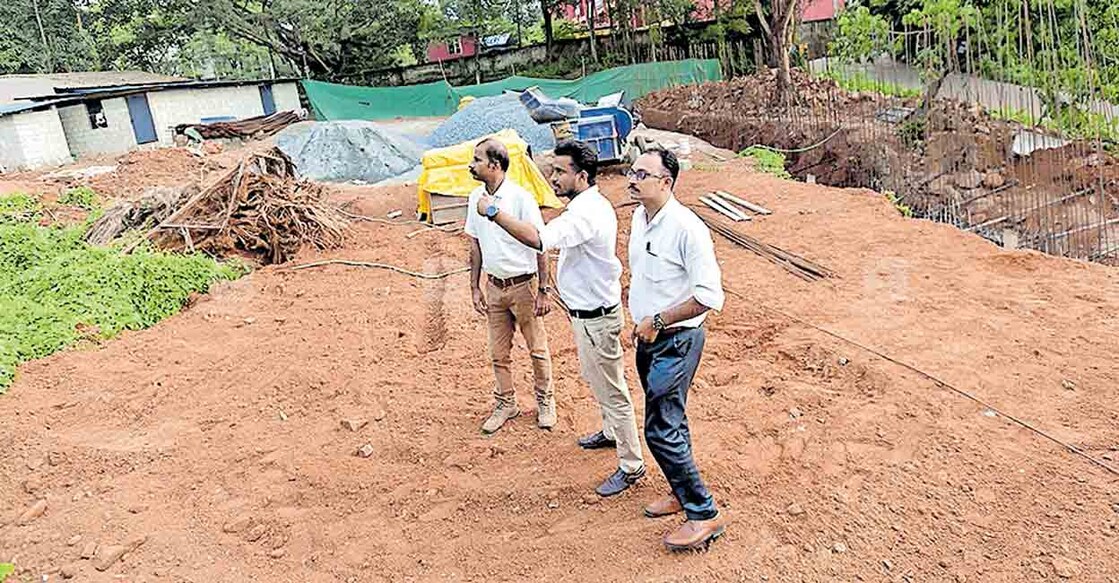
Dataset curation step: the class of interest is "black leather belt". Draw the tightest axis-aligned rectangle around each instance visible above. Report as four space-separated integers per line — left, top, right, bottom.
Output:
488 273 535 288
569 304 618 320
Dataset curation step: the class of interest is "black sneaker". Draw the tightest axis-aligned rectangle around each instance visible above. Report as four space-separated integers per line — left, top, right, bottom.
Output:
595 466 646 497
577 430 617 450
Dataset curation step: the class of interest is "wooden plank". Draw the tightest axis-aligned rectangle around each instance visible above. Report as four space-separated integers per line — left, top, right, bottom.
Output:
714 190 772 215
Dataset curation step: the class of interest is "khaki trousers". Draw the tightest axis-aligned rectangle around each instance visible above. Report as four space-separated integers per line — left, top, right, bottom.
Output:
486 277 552 404
573 308 643 473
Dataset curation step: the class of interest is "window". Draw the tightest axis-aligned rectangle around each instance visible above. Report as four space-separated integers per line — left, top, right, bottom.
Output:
448 37 463 56
86 100 107 129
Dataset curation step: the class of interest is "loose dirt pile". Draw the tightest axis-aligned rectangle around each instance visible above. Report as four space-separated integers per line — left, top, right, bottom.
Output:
637 72 1119 263
1 158 1117 582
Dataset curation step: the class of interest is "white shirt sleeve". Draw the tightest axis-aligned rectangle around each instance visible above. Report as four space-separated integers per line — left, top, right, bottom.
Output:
539 210 595 251
463 188 480 239
521 192 546 232
682 222 725 312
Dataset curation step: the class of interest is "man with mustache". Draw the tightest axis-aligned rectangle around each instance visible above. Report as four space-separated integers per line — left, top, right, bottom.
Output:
476 140 646 498
626 147 726 551
465 138 554 435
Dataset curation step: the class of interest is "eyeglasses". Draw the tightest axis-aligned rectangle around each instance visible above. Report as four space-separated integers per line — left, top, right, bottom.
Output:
625 169 668 181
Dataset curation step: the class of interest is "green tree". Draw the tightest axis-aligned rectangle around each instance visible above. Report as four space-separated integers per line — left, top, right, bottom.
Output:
829 3 897 64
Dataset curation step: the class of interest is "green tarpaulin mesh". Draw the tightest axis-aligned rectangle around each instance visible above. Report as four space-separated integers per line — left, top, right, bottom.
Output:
302 59 722 121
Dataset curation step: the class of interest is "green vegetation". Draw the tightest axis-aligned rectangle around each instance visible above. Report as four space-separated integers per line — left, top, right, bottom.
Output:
829 0 1118 146
0 193 41 224
990 106 1119 144
59 186 100 210
886 191 913 217
0 194 244 392
829 5 898 64
0 563 13 582
739 146 792 179
899 117 927 147
821 70 922 98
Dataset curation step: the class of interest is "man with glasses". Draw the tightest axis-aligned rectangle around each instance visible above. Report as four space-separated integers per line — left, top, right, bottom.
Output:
626 148 727 552
475 140 646 498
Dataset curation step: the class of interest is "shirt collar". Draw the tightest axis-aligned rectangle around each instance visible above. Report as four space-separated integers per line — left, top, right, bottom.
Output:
488 178 510 199
643 195 679 229
566 185 601 210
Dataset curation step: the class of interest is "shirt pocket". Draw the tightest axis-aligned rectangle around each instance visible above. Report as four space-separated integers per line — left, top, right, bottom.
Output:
642 251 684 283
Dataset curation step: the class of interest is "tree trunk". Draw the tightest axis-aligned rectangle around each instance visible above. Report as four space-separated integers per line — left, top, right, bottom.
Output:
543 2 554 55
588 0 599 64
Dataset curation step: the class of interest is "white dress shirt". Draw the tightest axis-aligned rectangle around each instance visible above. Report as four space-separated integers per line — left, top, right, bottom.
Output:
628 196 725 329
464 179 546 279
538 186 623 311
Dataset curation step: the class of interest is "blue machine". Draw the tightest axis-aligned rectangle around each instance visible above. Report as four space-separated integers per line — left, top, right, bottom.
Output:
519 88 636 165
571 106 635 164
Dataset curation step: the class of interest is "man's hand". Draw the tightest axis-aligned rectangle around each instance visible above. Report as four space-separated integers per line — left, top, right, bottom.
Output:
471 287 487 315
534 289 552 317
634 316 659 345
476 194 496 217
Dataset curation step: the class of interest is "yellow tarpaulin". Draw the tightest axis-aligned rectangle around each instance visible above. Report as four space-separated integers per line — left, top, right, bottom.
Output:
417 129 563 220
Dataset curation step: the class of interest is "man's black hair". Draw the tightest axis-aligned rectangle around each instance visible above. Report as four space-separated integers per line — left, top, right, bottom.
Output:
645 147 680 185
553 139 599 186
477 138 510 171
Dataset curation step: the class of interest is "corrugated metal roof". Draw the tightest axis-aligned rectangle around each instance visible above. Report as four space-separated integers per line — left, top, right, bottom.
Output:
0 101 55 117
17 77 302 103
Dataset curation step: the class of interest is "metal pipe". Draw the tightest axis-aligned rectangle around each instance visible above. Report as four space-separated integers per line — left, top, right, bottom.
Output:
714 190 772 215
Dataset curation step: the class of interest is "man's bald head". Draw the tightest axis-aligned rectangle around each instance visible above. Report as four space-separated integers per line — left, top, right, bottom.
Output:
477 138 510 172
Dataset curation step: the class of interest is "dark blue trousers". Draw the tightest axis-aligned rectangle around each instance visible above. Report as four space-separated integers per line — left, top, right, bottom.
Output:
636 326 718 521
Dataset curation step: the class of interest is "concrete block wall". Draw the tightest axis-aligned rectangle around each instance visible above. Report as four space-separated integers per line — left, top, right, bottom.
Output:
147 83 298 145
0 108 72 171
58 98 138 158
273 82 301 111
0 117 23 172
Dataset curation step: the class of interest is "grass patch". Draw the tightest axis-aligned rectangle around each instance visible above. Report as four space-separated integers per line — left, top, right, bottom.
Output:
821 70 922 99
886 191 913 217
0 193 41 224
739 146 792 179
0 194 245 392
989 105 1119 144
59 186 100 210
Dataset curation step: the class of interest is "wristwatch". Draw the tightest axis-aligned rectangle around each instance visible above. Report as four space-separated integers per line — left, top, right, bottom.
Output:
485 204 499 220
538 285 552 294
652 313 667 331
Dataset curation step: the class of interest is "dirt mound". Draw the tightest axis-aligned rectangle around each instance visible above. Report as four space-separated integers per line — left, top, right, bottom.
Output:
2 158 1117 581
639 68 877 117
637 73 1119 263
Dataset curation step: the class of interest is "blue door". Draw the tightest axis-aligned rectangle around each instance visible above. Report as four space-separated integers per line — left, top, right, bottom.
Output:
126 94 158 144
259 84 276 115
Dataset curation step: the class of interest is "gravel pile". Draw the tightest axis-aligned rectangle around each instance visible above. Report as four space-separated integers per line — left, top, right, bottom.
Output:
275 121 425 183
429 93 556 152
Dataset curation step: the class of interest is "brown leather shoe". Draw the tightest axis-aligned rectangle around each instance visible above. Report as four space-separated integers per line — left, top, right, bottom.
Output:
643 494 683 518
663 515 727 552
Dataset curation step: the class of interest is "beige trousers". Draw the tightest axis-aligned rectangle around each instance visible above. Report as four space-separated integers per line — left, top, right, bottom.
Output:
573 308 643 473
486 277 552 404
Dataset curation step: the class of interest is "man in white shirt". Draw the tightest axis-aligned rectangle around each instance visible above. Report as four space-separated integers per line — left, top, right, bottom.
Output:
476 140 646 497
465 138 554 435
627 148 727 551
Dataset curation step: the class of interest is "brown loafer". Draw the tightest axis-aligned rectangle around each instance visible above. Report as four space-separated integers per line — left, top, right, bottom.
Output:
643 494 683 518
663 514 727 552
